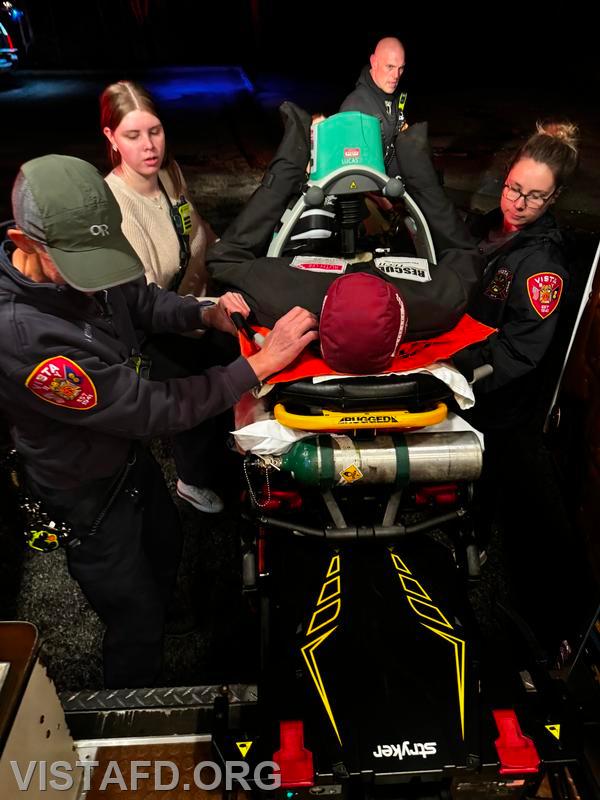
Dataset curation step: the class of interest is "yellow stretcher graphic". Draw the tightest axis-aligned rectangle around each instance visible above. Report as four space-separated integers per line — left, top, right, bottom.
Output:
274 402 448 431
390 551 466 739
301 551 467 747
301 555 343 745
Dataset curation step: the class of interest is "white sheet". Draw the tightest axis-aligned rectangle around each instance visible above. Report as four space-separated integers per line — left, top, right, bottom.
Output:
232 412 483 456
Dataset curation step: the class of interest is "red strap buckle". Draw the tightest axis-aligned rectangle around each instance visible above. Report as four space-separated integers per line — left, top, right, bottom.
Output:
274 720 314 787
493 709 540 774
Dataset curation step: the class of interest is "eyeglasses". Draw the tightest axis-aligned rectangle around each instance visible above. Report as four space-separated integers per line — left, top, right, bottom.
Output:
503 183 554 210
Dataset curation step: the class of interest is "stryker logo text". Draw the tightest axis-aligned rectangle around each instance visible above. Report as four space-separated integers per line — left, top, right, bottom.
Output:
372 741 437 760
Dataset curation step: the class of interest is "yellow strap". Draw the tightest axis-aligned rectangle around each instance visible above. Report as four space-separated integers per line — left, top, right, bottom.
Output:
273 402 447 431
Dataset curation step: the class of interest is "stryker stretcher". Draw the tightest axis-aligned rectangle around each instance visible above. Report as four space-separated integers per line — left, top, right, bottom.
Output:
211 111 556 799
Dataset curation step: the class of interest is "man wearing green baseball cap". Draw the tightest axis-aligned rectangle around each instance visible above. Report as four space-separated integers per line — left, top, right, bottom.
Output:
0 154 318 688
10 154 145 290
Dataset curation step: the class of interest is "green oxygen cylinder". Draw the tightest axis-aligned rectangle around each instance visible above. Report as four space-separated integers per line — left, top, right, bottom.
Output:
278 433 483 487
279 435 410 488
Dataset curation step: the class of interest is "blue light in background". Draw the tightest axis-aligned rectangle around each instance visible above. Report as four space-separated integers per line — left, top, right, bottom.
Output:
146 67 254 103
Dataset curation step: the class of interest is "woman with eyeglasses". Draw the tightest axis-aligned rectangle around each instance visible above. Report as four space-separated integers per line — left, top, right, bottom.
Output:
454 122 593 660
454 120 579 430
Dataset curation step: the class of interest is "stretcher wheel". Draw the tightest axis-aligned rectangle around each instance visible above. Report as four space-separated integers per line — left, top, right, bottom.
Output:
466 543 481 579
242 549 257 589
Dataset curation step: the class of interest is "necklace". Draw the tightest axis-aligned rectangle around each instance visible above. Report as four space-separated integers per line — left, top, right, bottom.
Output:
115 167 162 205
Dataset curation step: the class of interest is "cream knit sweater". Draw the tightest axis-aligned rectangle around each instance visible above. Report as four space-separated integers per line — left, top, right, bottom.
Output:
105 165 213 296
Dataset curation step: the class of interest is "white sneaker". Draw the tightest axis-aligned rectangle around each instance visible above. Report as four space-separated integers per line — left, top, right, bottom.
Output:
176 480 224 514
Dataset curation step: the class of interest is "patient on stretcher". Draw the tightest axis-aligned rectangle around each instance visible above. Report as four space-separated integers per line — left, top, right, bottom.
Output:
207 103 494 456
207 103 486 343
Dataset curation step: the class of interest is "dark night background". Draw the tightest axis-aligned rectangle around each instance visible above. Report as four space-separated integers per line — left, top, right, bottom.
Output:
9 0 600 86
3 1 599 223
1 1 599 693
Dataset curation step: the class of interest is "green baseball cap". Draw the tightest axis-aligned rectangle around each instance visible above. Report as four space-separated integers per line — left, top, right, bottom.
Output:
11 155 144 291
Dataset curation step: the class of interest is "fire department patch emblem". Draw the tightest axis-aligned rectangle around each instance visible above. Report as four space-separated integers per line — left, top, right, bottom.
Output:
25 356 97 410
484 267 512 300
527 272 563 319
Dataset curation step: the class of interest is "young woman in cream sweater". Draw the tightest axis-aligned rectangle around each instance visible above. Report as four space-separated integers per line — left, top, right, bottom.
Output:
101 80 225 513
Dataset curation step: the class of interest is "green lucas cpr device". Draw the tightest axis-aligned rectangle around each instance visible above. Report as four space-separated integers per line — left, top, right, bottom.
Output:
310 111 385 180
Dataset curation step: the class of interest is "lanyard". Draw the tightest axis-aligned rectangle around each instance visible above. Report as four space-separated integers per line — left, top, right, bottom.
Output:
158 178 192 273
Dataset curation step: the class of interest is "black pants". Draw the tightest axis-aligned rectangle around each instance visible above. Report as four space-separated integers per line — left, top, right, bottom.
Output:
143 330 239 486
475 426 595 652
31 447 183 688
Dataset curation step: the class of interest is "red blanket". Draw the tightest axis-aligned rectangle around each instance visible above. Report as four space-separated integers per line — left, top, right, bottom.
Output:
240 314 495 384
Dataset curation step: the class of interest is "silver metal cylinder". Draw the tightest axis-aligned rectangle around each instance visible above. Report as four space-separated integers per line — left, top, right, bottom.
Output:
404 432 482 482
327 432 482 484
331 435 398 484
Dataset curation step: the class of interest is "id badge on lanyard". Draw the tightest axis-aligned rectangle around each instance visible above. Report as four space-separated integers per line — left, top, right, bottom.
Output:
158 179 192 282
173 198 192 236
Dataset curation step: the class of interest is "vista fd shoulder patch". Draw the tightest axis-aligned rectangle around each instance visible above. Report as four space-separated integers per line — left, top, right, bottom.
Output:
527 272 563 318
25 356 98 410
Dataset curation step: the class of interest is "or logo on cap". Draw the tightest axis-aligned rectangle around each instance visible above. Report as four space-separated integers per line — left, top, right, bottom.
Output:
13 155 144 291
89 224 110 237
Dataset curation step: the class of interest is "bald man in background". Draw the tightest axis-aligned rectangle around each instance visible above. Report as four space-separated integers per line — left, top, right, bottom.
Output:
341 37 407 177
